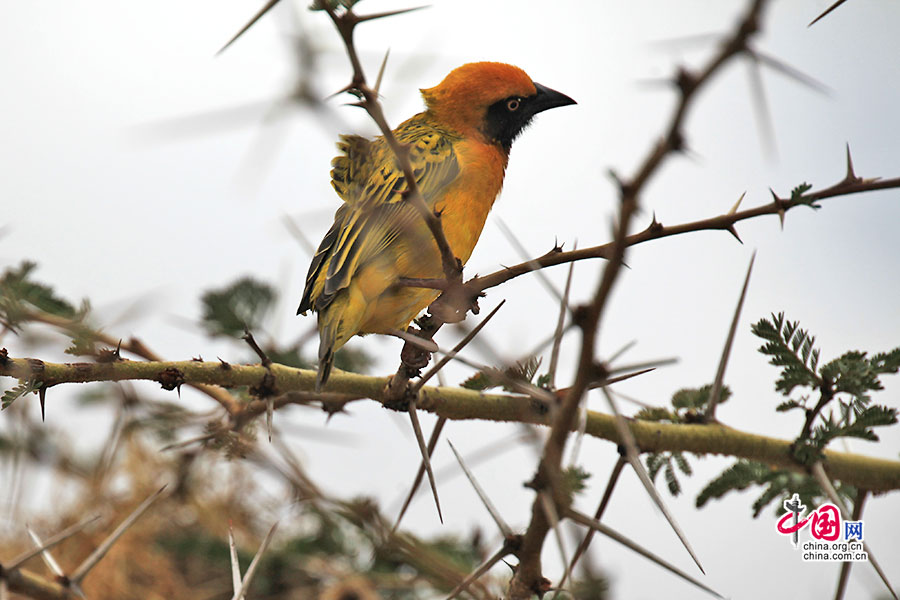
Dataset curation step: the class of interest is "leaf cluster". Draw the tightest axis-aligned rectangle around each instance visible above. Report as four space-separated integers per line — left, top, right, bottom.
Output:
636 384 728 496
200 277 277 339
753 312 898 460
200 277 373 374
0 261 86 330
789 181 820 208
699 313 897 517
752 312 820 395
1 378 42 410
696 459 856 518
461 356 545 392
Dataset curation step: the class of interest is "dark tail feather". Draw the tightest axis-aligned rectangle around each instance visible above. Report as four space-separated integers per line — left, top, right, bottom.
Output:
316 320 337 392
316 346 334 392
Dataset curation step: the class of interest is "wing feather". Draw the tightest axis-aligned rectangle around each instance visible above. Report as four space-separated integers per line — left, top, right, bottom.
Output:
299 119 460 314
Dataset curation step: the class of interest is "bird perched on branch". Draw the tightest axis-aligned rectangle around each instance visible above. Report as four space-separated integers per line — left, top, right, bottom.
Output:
298 62 575 389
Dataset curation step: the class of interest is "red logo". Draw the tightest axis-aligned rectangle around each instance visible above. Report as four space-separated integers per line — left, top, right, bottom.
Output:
776 498 842 541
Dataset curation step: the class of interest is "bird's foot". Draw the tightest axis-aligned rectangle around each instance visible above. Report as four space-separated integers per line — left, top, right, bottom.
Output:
400 326 433 373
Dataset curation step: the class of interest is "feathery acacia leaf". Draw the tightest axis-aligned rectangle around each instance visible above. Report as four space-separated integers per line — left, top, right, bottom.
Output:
790 182 820 208
201 278 276 338
752 312 820 395
695 460 853 518
1 379 42 410
460 356 543 392
0 261 82 330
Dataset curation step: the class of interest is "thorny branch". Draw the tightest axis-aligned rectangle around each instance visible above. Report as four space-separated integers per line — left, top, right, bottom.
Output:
509 1 770 596
467 159 900 295
2 0 900 598
11 307 241 414
2 356 899 493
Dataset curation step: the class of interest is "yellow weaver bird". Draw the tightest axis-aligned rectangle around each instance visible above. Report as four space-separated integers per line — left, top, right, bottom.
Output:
298 62 575 389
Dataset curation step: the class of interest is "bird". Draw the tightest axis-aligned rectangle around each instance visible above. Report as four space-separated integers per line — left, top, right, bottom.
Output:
298 61 575 389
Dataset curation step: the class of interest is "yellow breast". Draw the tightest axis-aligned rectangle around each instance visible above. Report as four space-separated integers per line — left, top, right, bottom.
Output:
357 139 508 334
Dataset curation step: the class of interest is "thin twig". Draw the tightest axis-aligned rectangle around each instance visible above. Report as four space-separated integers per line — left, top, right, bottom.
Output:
496 218 566 304
539 492 570 594
508 4 770 593
317 1 459 283
467 173 900 296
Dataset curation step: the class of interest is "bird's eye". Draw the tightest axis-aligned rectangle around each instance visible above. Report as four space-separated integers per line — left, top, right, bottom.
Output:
506 98 520 111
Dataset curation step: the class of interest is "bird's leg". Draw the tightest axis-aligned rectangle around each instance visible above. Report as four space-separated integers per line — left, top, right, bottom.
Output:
384 316 441 408
401 315 440 373
400 333 432 373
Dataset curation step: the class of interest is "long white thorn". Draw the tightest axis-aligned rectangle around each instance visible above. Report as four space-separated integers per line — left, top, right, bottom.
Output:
70 485 168 585
447 439 513 538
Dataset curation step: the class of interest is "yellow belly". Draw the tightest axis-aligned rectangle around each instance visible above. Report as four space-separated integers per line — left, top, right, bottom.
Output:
332 138 507 345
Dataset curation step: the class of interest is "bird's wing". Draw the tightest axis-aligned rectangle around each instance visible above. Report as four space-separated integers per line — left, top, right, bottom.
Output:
298 123 460 314
329 134 374 202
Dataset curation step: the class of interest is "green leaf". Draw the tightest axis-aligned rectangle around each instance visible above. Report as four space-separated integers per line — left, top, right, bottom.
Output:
635 406 676 422
752 313 820 395
673 451 693 476
563 465 591 497
460 371 495 391
646 453 664 482
1 380 41 410
664 460 681 496
0 261 78 328
696 460 771 508
790 183 813 199
775 399 804 412
200 278 276 338
672 384 731 412
459 357 542 393
790 182 820 208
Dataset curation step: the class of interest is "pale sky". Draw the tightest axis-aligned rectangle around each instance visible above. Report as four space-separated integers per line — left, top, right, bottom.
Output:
2 1 899 598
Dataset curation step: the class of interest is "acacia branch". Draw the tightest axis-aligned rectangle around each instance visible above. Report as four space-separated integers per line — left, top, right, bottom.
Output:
16 308 241 414
509 1 770 595
467 172 900 295
1 356 899 493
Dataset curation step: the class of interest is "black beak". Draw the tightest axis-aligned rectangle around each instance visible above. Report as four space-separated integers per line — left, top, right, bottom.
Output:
530 82 576 115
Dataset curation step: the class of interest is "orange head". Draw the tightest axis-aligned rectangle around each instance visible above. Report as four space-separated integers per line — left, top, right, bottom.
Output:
421 62 575 150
